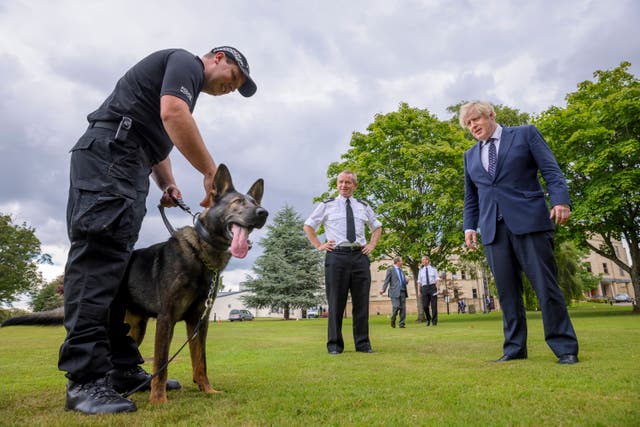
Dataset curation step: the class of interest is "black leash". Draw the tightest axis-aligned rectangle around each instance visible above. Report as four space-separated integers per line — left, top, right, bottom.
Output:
159 197 197 236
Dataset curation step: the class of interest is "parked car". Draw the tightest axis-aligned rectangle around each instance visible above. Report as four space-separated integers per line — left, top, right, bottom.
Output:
307 308 319 318
614 293 633 303
229 309 254 321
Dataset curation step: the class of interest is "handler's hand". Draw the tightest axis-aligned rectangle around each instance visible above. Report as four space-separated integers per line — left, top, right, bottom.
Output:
550 204 571 226
160 185 182 207
200 173 215 208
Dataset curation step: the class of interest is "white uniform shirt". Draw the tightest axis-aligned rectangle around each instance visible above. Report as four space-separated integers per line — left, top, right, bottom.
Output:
304 195 382 247
418 265 440 290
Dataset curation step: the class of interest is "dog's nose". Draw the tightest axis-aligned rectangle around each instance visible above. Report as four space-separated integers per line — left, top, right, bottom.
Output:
255 207 268 225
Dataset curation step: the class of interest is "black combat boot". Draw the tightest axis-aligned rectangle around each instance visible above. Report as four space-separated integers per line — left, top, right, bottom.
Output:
109 365 181 394
65 377 136 414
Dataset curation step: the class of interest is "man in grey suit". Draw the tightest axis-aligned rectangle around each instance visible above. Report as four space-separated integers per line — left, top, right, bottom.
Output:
380 256 409 328
461 101 579 365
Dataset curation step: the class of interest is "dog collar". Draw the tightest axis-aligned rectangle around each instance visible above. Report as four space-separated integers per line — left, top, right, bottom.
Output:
194 217 230 251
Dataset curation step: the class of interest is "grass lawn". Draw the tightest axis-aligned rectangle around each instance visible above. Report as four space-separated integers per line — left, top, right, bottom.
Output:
0 303 638 426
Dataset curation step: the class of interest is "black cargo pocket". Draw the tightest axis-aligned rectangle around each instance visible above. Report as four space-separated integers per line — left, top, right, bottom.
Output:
70 135 96 152
69 190 135 242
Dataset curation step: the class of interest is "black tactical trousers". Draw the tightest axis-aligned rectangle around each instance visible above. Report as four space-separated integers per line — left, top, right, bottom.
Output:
58 128 151 383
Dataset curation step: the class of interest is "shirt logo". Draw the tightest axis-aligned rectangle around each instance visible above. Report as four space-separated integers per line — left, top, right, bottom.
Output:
179 86 193 102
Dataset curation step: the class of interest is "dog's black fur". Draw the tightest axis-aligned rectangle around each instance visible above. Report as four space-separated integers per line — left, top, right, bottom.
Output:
2 164 267 403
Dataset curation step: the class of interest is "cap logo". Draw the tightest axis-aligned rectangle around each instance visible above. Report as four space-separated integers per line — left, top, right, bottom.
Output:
215 47 249 72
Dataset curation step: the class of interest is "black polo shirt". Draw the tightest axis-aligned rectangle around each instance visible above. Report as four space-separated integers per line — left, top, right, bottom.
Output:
87 48 204 164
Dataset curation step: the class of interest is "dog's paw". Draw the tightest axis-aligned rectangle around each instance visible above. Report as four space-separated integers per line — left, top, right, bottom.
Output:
198 383 223 394
149 394 168 404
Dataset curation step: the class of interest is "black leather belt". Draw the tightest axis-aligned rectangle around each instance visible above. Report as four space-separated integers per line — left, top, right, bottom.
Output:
332 245 362 253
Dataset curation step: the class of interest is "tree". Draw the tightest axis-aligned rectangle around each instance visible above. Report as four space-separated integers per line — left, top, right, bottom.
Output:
242 205 325 319
0 213 51 306
30 274 64 311
535 62 640 313
323 103 469 320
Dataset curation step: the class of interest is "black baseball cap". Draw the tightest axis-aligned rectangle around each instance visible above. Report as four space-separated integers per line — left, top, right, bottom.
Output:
211 46 257 97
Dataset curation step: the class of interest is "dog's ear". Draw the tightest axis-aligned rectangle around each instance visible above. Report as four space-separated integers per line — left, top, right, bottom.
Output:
210 164 235 200
247 179 264 205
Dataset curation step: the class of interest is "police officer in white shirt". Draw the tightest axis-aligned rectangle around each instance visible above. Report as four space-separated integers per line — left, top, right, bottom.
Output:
418 256 440 326
304 170 382 354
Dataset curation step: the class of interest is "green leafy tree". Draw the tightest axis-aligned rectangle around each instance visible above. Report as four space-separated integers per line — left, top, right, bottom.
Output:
323 103 468 320
31 274 64 311
242 205 324 319
535 62 640 313
0 214 51 306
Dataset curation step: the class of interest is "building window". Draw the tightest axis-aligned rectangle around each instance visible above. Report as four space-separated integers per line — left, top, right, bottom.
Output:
603 263 609 274
586 262 592 273
461 270 467 280
472 288 478 299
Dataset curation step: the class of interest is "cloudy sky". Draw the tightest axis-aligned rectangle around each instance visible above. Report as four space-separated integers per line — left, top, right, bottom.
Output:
1 0 638 301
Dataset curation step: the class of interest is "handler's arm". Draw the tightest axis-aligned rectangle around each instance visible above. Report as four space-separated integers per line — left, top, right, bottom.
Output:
160 94 217 207
151 157 182 207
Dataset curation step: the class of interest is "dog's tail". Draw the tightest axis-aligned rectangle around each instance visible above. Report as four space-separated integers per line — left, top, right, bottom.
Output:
1 306 64 327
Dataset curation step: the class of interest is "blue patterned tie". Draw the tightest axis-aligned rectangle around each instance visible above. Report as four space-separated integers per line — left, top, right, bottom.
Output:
487 138 497 177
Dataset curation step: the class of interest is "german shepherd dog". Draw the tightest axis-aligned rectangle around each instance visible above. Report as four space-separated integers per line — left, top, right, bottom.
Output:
2 164 268 404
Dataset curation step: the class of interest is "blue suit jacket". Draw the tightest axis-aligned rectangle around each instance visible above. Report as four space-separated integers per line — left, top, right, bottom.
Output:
463 125 570 245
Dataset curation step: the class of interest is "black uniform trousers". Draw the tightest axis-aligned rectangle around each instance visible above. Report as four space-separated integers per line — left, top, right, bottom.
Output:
422 285 438 325
324 249 372 353
58 127 151 383
484 220 579 358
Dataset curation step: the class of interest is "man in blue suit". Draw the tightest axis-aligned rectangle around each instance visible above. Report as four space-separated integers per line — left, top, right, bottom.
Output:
460 101 579 365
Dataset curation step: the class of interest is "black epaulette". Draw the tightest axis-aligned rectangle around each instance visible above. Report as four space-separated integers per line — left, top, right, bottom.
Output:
355 198 369 207
323 197 335 203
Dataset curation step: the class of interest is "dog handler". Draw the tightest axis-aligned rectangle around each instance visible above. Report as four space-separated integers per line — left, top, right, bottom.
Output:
59 46 256 414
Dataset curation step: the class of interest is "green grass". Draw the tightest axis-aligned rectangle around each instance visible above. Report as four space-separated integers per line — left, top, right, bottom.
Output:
0 303 638 426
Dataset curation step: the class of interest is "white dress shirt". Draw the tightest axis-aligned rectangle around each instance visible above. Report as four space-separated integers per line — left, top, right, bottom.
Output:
418 265 440 291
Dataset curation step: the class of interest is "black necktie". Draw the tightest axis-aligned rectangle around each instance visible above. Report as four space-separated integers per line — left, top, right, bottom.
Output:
487 138 497 177
425 268 430 286
346 198 356 243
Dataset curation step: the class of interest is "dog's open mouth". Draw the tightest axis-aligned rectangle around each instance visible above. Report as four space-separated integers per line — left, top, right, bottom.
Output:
228 223 251 259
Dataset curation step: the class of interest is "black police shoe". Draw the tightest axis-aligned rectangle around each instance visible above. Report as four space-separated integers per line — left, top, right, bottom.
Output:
65 377 136 414
109 366 182 394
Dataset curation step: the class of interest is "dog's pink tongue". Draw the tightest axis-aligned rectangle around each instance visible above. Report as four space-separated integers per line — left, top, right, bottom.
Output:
230 224 249 258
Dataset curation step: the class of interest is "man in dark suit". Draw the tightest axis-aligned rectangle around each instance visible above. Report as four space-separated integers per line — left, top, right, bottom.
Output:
460 101 579 365
380 256 409 328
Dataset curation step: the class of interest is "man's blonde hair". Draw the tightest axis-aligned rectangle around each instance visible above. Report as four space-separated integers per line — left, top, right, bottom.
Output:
458 101 495 128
